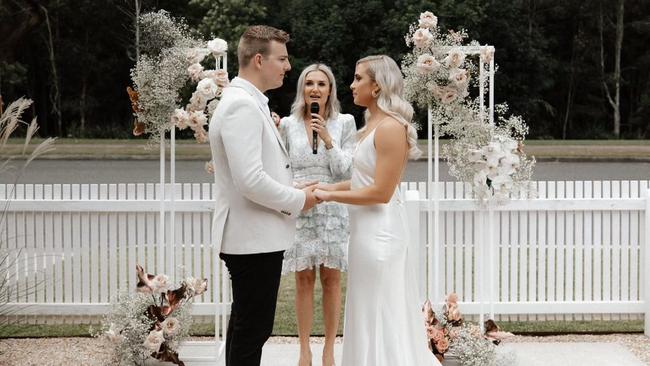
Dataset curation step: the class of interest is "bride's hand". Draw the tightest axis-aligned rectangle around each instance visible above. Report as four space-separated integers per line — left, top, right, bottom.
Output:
314 189 332 202
315 183 336 191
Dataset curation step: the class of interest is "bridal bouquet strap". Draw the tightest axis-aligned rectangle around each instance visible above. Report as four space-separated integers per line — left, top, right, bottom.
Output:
128 10 229 148
96 264 208 366
402 11 535 205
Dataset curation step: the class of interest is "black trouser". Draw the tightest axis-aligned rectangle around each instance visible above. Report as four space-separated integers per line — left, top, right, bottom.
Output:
219 250 284 366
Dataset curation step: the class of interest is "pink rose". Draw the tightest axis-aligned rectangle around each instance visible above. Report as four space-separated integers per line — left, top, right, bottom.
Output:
171 109 190 130
416 54 440 75
481 46 495 64
186 48 210 64
194 130 208 143
444 49 466 68
435 338 449 353
432 327 444 342
440 86 458 104
448 69 468 86
188 111 208 130
187 63 204 82
205 161 214 174
412 28 433 49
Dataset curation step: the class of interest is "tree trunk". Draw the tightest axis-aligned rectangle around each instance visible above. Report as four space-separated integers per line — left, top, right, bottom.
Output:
563 34 578 139
80 30 88 135
135 0 141 61
599 0 625 138
40 4 62 136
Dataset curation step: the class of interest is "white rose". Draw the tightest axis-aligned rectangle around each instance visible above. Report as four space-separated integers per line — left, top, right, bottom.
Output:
416 54 440 74
186 48 210 64
480 46 494 64
491 174 514 191
190 277 208 296
498 153 520 176
412 28 433 49
143 329 165 352
161 317 180 337
197 78 218 99
187 92 207 112
171 109 190 130
207 38 228 56
449 68 468 86
503 138 518 152
150 274 169 294
418 11 438 29
444 49 466 68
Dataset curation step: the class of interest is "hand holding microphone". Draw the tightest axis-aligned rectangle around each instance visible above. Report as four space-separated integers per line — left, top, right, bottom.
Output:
310 102 319 154
309 102 333 154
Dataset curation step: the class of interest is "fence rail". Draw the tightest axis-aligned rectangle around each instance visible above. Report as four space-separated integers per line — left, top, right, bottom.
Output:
0 181 648 332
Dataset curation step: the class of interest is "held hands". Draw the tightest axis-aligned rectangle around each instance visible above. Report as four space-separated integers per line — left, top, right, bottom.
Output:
301 183 320 211
310 113 333 148
313 189 332 202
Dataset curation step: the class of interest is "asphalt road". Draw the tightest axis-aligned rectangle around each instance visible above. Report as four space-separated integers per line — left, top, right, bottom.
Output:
2 160 648 184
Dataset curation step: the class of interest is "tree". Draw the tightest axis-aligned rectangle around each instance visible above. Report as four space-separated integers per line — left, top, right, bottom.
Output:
600 0 625 138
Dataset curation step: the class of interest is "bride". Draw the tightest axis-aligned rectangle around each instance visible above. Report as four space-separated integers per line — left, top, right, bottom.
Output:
314 55 440 366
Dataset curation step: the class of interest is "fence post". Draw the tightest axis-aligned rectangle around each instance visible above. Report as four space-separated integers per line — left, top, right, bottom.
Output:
641 189 650 337
406 190 425 302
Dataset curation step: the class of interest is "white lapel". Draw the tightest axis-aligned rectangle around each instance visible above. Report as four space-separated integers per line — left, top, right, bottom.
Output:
229 78 289 157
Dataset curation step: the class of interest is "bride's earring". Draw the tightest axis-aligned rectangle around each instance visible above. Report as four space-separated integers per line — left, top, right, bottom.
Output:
371 89 380 98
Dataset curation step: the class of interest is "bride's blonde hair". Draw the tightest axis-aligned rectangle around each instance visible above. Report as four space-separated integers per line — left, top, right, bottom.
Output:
357 55 421 160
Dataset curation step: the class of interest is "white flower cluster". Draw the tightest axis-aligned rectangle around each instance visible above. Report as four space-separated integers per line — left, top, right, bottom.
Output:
173 38 229 143
469 135 521 203
402 11 535 205
451 324 516 366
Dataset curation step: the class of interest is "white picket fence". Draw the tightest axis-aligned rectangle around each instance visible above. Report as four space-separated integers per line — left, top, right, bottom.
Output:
0 181 649 331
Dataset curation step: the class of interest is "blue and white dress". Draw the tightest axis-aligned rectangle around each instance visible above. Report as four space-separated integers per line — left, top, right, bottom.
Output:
279 113 357 274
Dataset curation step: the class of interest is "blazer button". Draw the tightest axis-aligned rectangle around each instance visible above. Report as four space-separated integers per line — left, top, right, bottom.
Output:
285 164 290 169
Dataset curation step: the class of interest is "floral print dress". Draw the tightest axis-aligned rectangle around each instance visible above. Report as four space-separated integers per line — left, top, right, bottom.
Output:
279 113 357 274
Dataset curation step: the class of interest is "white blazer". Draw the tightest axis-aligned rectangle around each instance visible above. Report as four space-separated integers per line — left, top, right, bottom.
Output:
209 77 306 255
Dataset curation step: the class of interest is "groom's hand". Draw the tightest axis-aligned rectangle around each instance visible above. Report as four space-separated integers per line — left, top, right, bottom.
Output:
301 184 319 211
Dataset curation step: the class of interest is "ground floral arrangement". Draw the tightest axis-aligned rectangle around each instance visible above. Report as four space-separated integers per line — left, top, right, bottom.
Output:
95 265 207 366
402 11 535 204
423 294 516 366
127 10 228 166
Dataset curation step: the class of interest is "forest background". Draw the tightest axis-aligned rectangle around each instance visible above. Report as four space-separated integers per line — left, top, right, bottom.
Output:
1 0 648 140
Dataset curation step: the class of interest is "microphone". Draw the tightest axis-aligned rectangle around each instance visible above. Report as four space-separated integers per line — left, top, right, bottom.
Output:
310 102 319 154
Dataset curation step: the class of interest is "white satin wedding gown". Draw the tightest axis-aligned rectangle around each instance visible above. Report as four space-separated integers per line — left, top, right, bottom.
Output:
341 127 441 366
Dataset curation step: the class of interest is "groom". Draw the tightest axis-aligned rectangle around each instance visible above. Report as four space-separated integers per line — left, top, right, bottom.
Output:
208 25 319 366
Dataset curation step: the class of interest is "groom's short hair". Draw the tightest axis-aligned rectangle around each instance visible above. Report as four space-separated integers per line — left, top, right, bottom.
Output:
238 25 290 67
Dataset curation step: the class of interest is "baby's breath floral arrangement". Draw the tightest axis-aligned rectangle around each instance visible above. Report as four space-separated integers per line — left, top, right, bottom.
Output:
96 264 208 366
402 11 535 205
422 294 515 366
129 10 228 146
